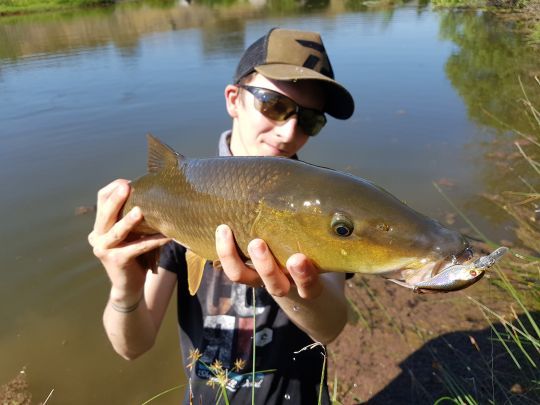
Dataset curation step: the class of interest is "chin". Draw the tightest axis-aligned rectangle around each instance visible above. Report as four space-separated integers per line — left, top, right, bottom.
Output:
265 144 293 157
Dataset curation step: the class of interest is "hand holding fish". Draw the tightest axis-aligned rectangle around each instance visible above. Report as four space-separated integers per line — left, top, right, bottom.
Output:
215 224 323 299
215 223 347 343
88 179 171 306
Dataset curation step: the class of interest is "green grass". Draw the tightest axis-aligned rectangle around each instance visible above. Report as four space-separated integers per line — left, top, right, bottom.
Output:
431 0 485 7
530 22 540 44
433 77 540 404
0 0 114 15
432 0 532 8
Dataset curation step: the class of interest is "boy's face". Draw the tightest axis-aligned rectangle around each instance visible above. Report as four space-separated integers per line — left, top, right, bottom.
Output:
226 74 325 157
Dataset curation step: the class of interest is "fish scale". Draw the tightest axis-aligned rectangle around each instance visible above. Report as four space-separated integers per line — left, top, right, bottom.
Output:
127 157 287 260
177 157 293 253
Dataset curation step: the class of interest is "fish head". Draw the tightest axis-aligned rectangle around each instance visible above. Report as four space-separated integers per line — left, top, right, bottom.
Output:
255 168 470 277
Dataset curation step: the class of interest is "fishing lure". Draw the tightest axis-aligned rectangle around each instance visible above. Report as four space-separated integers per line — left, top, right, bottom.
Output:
389 247 509 294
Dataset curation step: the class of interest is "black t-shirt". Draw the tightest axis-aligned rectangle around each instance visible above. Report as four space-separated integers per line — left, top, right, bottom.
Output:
160 241 330 405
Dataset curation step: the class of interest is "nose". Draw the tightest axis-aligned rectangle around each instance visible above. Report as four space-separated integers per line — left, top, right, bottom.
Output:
274 115 300 141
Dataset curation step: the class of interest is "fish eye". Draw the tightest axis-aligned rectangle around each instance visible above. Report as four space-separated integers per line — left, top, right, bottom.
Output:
331 213 354 237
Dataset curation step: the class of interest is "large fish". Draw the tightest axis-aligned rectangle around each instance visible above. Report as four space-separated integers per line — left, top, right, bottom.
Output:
123 135 484 295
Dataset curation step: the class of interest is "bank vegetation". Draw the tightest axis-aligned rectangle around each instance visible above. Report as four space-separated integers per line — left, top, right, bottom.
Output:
2 0 537 44
433 0 540 43
0 0 113 15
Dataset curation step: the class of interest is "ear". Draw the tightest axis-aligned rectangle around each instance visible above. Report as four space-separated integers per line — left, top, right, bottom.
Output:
224 84 241 119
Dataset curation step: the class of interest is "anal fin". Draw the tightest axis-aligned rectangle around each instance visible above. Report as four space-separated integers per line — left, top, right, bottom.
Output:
186 250 207 296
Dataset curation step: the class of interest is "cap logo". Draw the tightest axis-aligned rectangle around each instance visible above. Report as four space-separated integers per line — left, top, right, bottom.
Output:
295 39 333 78
295 39 326 53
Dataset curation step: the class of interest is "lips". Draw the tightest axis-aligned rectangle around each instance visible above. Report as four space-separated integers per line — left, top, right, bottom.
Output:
263 141 290 156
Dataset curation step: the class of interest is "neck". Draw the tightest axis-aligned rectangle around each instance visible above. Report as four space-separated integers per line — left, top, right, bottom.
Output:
229 125 244 157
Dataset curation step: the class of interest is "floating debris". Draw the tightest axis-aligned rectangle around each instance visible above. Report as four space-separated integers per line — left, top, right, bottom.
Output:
75 205 96 216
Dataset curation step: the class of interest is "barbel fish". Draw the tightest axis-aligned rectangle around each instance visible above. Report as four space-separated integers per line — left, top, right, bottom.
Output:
123 135 477 295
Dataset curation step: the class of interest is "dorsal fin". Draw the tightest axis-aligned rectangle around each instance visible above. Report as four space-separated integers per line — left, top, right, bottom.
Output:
146 133 184 173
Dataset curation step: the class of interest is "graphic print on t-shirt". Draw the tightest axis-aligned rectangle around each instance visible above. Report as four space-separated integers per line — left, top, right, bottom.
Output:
195 275 272 390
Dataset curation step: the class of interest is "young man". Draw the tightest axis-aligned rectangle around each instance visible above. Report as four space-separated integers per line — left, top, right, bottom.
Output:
88 28 355 404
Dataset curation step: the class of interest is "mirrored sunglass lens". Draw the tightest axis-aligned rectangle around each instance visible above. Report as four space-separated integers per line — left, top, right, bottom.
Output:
298 110 326 136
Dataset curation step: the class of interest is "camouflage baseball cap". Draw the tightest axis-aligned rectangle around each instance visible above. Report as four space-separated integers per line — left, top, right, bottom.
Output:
234 28 355 120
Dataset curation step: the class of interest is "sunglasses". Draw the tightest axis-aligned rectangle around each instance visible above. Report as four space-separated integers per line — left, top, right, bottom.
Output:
238 85 327 136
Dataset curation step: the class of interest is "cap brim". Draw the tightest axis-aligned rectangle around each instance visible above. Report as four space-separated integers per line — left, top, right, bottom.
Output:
255 64 354 120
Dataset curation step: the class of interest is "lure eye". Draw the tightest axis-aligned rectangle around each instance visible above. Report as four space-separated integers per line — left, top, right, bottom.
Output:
331 213 354 237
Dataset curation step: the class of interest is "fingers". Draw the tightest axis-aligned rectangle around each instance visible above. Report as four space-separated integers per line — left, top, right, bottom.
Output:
215 224 322 299
94 179 131 235
89 180 171 299
90 199 170 260
93 231 170 268
215 225 261 287
96 207 143 249
248 239 291 296
286 254 322 300
96 179 128 205
89 179 169 267
121 234 171 259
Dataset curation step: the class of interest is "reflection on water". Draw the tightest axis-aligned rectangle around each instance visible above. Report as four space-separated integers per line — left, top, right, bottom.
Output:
441 11 540 136
439 10 540 226
0 4 223 61
0 0 427 62
0 0 336 62
1 1 539 402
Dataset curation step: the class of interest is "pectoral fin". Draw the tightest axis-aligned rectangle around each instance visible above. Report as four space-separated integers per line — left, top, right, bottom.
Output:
186 250 206 296
387 278 415 290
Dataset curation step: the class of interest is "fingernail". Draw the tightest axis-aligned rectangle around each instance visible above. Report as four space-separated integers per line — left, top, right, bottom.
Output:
216 224 228 240
117 185 129 197
249 240 266 258
130 207 141 219
290 263 307 276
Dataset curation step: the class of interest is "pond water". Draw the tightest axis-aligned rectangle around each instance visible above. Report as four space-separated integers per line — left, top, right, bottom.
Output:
0 0 539 403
